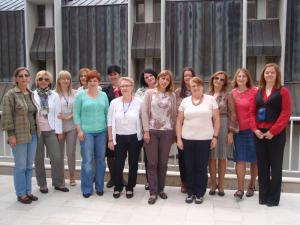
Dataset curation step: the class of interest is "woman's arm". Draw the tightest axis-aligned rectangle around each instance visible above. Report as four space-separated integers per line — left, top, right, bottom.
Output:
176 111 184 150
142 90 151 144
211 108 220 149
2 93 17 148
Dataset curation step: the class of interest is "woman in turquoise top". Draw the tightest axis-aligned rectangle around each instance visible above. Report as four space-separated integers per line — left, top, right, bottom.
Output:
74 70 109 198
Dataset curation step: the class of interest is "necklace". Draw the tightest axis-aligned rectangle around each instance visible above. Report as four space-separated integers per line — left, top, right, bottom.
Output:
192 95 203 106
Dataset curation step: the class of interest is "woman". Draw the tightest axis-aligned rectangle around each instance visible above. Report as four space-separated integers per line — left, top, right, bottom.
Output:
74 70 109 198
34 70 69 194
177 77 220 204
142 70 177 204
231 68 258 199
2 67 38 204
250 63 291 206
135 68 157 190
174 67 196 193
207 71 237 197
78 68 90 90
55 70 77 186
108 77 143 199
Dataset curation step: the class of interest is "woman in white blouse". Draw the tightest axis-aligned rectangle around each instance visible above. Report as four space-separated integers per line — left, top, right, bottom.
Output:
107 77 143 199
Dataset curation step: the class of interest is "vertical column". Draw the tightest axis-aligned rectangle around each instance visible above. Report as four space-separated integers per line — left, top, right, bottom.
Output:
128 0 135 78
278 0 287 83
161 0 165 70
242 0 247 68
54 0 62 77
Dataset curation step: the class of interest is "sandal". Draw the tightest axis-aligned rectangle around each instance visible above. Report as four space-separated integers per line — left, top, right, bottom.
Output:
234 190 244 200
27 194 38 201
70 179 76 186
113 191 121 199
246 187 255 197
158 191 168 199
148 195 157 205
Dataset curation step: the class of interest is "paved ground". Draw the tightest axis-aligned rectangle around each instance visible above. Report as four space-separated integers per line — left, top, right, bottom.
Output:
0 175 299 225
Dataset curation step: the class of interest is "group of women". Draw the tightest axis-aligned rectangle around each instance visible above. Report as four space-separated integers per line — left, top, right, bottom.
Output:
2 63 291 207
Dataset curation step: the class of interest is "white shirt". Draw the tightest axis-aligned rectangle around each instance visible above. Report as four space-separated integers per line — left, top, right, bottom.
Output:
107 97 143 145
178 95 218 140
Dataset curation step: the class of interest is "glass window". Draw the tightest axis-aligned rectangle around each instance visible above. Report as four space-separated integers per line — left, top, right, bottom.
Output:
153 0 161 22
136 1 145 22
266 0 279 18
37 5 45 26
246 56 257 82
247 0 257 19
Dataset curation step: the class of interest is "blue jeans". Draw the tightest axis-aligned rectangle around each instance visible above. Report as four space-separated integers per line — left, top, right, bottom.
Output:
80 130 106 194
12 134 37 197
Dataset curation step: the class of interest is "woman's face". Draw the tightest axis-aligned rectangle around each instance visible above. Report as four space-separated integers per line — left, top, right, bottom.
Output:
79 74 87 86
37 75 50 89
183 70 193 85
119 80 133 96
144 73 156 87
190 81 203 97
264 66 277 85
16 69 30 87
213 73 226 89
59 75 71 89
158 75 170 91
87 77 99 89
108 71 120 87
236 71 248 87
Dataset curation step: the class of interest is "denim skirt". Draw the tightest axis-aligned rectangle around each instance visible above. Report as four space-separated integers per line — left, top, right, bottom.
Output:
233 129 256 162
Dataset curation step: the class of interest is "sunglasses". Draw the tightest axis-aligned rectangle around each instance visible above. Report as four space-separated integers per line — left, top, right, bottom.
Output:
18 74 29 78
120 85 132 88
214 76 225 82
38 77 50 82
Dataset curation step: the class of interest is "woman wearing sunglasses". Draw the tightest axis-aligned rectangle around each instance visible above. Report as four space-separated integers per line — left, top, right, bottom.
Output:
34 70 69 194
2 67 39 204
207 71 238 197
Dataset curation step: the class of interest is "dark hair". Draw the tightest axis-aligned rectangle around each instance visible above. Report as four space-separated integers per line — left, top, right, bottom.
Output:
107 64 121 75
179 67 196 98
86 70 101 82
259 63 282 89
13 67 30 84
139 68 158 88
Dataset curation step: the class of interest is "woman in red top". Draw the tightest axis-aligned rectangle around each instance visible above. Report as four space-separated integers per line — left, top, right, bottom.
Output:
250 63 291 207
231 68 258 200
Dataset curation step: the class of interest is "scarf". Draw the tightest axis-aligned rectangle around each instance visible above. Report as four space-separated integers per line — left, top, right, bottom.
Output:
37 87 51 118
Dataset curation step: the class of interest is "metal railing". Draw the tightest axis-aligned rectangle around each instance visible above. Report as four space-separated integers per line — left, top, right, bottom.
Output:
1 114 300 178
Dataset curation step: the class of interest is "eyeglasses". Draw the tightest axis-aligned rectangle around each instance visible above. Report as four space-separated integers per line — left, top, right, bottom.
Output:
18 74 29 78
38 77 50 82
214 77 225 82
120 85 132 88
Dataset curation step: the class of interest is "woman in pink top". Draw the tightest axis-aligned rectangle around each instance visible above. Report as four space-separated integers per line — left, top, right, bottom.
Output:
231 68 258 199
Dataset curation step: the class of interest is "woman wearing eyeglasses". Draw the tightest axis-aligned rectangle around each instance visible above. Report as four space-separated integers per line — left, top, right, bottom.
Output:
107 77 142 199
2 67 38 204
34 70 69 194
208 71 238 197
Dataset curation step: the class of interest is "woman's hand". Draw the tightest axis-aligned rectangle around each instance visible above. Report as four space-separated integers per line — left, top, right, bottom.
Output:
227 132 233 145
254 129 264 139
78 130 85 141
264 131 274 140
210 138 217 150
8 135 17 149
108 140 114 151
58 112 66 120
57 134 64 141
144 131 150 144
177 139 184 150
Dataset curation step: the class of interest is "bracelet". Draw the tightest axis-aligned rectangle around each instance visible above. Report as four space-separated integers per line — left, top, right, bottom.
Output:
213 135 218 139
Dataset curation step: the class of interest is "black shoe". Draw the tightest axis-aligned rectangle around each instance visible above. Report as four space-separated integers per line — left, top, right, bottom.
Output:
195 196 204 204
39 187 48 194
259 199 267 205
83 193 91 198
106 180 114 188
113 191 121 199
27 194 38 201
145 182 150 190
218 191 225 197
148 195 157 205
55 186 69 192
96 191 103 196
209 190 216 195
158 192 168 199
126 190 134 199
185 195 194 204
266 201 278 207
17 196 32 204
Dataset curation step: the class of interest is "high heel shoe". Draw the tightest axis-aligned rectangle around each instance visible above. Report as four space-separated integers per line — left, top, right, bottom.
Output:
234 190 244 200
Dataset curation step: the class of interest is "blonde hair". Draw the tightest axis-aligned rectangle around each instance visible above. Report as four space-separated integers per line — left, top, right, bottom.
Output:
55 70 74 96
231 68 253 88
119 77 134 87
35 70 53 88
157 70 175 93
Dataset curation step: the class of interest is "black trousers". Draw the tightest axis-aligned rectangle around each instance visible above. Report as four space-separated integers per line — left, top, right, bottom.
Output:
177 147 186 184
183 139 211 197
255 129 286 205
114 134 140 192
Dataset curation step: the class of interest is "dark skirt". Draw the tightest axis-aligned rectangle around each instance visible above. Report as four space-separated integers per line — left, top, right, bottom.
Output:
233 129 256 162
